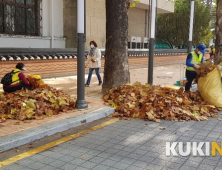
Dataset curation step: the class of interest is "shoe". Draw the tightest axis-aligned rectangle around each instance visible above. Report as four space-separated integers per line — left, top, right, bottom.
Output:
99 82 102 86
85 84 90 87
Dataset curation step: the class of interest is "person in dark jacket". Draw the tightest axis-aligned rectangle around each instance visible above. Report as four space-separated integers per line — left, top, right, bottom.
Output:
185 44 205 91
3 63 30 93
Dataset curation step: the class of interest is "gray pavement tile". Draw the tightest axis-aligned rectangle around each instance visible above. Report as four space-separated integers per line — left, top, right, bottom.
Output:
126 152 143 160
76 147 92 154
111 144 126 150
105 148 120 154
59 155 75 163
81 161 98 169
108 168 121 170
49 160 66 168
184 160 201 168
58 148 73 155
116 150 131 157
0 163 26 170
143 151 160 158
100 159 118 167
97 152 112 159
38 150 55 157
70 158 86 165
74 167 90 170
109 139 123 144
132 160 149 168
133 149 148 155
28 154 46 161
179 165 197 170
15 158 36 166
126 165 144 170
139 155 155 163
119 157 137 165
86 149 102 156
26 161 46 170
68 151 85 158
165 162 182 170
122 146 137 152
197 163 215 170
48 146 64 152
215 167 222 170
112 161 130 170
145 163 162 170
48 153 65 159
201 158 218 166
84 143 99 149
101 142 116 148
95 145 109 151
187 156 204 163
152 158 168 166
39 165 58 170
169 157 187 164
108 155 124 162
91 164 110 170
61 163 77 170
38 157 55 164
91 140 106 145
89 156 106 164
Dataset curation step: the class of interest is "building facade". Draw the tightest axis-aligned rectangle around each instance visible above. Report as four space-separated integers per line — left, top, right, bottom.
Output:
0 0 174 49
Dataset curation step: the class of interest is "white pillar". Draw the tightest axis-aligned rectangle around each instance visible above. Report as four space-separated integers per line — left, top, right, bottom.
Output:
50 0 54 48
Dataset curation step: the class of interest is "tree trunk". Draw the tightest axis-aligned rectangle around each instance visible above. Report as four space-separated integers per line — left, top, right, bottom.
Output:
102 0 130 93
215 0 222 64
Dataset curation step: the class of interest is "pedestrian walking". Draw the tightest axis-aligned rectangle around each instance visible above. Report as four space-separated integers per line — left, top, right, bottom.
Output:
2 63 30 93
185 44 205 91
85 41 102 87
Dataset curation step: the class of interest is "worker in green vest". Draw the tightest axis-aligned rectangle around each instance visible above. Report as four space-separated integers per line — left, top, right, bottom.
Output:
185 44 205 91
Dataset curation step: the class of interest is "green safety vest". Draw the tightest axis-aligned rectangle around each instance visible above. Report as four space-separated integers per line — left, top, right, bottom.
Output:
186 51 203 71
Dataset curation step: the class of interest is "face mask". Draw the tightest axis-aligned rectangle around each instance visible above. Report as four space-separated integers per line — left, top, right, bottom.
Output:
198 51 202 55
90 45 94 48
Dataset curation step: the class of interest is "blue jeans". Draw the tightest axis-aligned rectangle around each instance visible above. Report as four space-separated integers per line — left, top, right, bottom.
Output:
86 68 102 85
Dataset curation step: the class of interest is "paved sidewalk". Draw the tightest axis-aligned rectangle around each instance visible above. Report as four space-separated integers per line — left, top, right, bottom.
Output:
0 64 189 152
1 118 222 170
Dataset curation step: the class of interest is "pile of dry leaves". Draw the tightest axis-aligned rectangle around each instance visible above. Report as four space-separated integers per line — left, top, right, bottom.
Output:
195 61 217 82
103 82 222 122
0 75 76 121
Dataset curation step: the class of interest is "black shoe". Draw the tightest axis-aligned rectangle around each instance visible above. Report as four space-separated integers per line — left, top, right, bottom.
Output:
99 82 102 86
85 84 90 87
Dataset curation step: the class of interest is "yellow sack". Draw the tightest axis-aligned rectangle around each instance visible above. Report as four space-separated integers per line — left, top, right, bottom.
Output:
198 68 222 107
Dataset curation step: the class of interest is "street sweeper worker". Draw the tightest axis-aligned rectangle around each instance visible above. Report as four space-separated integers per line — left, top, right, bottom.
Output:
185 44 205 91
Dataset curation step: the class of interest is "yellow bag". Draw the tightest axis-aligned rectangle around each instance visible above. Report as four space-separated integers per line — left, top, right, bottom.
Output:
198 68 222 107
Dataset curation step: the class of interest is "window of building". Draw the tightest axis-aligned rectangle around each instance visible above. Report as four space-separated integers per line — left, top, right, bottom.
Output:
132 42 136 49
0 0 41 36
128 42 131 49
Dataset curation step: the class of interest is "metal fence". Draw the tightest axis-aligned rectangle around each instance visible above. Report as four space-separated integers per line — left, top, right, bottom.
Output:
0 48 188 61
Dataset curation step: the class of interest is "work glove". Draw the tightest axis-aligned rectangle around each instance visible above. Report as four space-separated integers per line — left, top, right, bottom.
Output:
194 65 200 69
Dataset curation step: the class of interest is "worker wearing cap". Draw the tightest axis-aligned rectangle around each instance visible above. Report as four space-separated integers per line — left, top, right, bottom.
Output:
3 63 30 93
185 44 205 91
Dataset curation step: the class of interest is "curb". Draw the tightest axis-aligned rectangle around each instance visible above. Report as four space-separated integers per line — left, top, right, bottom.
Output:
0 106 115 153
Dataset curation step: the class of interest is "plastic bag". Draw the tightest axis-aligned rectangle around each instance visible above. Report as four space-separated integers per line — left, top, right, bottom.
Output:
198 67 222 107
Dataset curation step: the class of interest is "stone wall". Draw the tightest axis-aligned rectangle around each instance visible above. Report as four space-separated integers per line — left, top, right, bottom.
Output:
63 0 147 49
128 7 146 38
63 0 77 48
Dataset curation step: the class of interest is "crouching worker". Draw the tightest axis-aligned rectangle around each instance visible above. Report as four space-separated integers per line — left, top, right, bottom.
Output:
185 44 205 91
2 63 30 93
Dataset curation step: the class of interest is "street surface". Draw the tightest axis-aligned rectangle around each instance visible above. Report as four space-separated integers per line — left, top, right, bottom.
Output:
1 117 222 170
